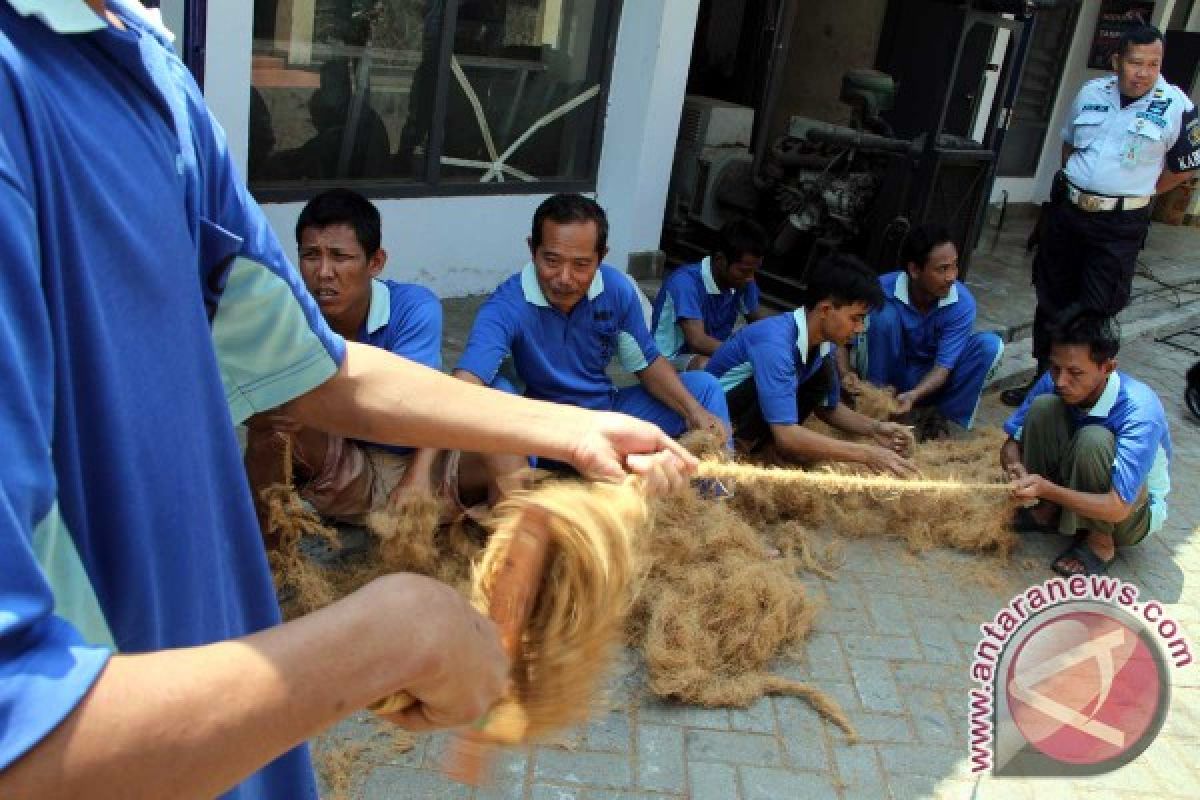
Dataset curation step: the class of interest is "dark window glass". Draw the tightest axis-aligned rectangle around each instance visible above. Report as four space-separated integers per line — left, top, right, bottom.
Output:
248 1 616 195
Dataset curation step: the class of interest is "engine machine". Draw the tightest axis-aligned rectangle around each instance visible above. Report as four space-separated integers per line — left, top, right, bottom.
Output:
664 0 1049 307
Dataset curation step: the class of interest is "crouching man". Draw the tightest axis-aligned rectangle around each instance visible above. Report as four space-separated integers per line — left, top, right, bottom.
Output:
1002 312 1171 576
839 223 1003 434
706 254 917 476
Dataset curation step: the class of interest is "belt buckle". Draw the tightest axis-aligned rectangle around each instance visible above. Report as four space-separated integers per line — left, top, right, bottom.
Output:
1080 194 1105 212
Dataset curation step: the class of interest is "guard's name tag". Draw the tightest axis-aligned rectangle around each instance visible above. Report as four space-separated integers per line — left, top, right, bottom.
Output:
1082 104 1110 113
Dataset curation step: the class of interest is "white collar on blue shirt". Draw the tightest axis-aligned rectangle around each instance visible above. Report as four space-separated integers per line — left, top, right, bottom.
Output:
1085 372 1122 419
365 278 391 334
792 307 832 364
520 262 604 307
9 0 175 41
701 257 726 295
894 272 959 309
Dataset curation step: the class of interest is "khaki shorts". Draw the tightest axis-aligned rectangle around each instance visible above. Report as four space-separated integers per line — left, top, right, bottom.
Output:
298 435 464 526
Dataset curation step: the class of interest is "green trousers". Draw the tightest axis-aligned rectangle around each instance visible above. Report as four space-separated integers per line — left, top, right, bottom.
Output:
1021 394 1150 547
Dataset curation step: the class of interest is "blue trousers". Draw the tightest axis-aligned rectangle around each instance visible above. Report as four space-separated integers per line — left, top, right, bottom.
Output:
612 371 731 442
859 311 1003 429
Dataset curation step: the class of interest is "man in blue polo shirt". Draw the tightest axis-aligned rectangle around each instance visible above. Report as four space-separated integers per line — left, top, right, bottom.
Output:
455 193 731 446
1003 312 1170 576
706 254 917 476
245 189 523 539
651 217 772 371
0 4 697 797
838 223 1003 434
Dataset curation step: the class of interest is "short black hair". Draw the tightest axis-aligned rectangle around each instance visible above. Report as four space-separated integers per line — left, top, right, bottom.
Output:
900 223 956 268
1050 309 1121 364
531 193 609 254
802 253 885 311
1117 24 1164 59
716 218 769 264
295 188 382 256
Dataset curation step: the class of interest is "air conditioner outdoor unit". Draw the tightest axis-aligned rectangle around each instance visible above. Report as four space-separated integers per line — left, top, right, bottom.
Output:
667 96 755 230
679 95 755 149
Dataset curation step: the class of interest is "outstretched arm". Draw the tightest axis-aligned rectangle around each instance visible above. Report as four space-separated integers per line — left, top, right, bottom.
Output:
288 343 698 483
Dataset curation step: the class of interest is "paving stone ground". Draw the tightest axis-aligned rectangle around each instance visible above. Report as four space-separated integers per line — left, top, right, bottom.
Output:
317 221 1200 799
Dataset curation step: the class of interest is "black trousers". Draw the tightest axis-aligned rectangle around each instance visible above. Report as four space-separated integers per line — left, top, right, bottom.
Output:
726 360 835 449
1031 197 1150 361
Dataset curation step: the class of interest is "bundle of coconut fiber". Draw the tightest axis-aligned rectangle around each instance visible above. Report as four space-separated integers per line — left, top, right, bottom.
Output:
628 485 856 741
465 479 648 742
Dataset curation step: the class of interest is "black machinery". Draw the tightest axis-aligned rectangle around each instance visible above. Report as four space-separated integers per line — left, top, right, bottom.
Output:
665 0 1065 308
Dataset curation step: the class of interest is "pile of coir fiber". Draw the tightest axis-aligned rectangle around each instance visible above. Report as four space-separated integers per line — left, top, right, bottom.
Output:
268 465 856 741
631 483 857 740
269 492 479 619
271 419 1012 749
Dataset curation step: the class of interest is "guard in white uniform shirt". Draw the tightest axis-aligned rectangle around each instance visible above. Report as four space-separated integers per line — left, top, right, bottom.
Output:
1003 24 1200 406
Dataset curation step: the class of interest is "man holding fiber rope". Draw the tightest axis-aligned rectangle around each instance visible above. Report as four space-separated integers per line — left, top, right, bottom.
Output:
1002 312 1171 576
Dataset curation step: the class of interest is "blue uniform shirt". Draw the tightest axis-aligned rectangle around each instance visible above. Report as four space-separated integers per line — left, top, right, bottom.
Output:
1004 372 1172 533
358 278 442 455
874 271 976 369
456 263 661 410
650 257 761 362
360 278 442 369
705 308 840 425
1062 74 1200 196
1 2 344 796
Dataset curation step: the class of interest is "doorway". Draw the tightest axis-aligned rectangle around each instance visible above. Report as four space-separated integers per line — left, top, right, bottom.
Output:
996 2 1079 177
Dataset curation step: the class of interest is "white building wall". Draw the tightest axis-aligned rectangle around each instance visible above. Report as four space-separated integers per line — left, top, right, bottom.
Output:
595 0 701 267
158 0 185 54
992 0 1178 204
201 0 700 298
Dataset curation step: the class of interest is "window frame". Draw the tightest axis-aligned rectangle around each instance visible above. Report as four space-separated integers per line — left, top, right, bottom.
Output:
249 0 624 203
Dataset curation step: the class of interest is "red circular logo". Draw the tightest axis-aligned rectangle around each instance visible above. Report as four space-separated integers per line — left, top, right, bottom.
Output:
1005 610 1164 766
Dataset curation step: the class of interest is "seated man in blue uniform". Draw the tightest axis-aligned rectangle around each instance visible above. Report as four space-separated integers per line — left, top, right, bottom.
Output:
1003 312 1170 576
706 254 917 476
245 189 523 541
650 217 773 371
454 193 731 447
837 223 1003 434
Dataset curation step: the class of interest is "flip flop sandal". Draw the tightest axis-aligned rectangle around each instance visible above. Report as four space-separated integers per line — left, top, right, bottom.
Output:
1052 541 1115 577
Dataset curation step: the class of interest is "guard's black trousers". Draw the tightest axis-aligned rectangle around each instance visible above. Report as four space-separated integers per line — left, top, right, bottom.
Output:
1032 198 1151 361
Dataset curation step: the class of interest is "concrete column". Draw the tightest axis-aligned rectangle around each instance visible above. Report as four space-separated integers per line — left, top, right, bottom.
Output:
203 0 254 178
595 0 702 271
